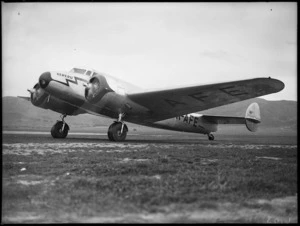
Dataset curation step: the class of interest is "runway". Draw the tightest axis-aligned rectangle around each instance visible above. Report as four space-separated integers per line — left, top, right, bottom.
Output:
3 135 297 156
2 130 297 145
2 132 298 223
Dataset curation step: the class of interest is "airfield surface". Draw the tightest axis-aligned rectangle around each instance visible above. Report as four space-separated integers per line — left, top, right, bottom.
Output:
2 131 297 223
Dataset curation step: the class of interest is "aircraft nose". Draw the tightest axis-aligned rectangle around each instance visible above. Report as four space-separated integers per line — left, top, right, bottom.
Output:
39 72 52 88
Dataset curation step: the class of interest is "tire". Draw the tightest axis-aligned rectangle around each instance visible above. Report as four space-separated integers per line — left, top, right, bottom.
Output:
107 122 128 142
107 124 115 141
208 133 214 141
51 121 69 138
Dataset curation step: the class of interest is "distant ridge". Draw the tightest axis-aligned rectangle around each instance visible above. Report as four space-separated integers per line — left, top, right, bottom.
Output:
2 96 113 131
2 96 297 133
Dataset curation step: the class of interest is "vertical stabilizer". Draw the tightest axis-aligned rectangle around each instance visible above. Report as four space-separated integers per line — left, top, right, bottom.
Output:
245 102 261 132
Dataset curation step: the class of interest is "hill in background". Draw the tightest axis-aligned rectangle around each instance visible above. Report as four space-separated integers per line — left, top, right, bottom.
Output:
2 96 297 136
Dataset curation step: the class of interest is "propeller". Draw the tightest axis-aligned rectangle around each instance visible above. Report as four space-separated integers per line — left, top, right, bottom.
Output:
84 74 113 103
85 77 101 101
27 83 46 104
27 88 35 94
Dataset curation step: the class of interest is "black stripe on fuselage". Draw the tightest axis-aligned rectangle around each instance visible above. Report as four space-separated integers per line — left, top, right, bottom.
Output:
53 76 88 87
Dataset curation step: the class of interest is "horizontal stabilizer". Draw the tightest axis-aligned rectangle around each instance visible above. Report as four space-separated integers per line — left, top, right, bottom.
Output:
202 115 245 124
201 102 261 132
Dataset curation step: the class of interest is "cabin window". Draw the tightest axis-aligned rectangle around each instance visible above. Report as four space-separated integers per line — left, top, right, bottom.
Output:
70 68 86 74
86 71 91 76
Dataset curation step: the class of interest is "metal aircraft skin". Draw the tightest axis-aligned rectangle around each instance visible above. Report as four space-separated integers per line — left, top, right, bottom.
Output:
21 67 285 141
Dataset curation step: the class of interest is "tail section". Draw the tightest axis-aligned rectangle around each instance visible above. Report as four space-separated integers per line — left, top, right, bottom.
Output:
156 102 262 136
245 102 261 132
200 102 261 133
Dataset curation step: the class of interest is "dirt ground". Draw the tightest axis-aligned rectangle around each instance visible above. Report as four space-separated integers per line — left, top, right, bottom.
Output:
2 132 298 223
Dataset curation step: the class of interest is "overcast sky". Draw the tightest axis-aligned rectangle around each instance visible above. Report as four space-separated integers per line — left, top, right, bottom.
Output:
2 2 297 101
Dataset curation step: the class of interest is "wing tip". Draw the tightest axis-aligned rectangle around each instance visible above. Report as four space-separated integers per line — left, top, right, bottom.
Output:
267 77 285 92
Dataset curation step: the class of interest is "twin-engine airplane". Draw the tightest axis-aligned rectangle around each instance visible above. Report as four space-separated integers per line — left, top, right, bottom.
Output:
20 67 284 141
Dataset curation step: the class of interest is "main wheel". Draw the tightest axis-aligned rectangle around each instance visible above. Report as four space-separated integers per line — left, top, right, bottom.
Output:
51 121 69 138
107 124 114 141
107 122 128 142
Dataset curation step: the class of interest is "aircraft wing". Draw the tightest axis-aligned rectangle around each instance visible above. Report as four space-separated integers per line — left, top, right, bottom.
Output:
17 96 31 101
127 77 284 122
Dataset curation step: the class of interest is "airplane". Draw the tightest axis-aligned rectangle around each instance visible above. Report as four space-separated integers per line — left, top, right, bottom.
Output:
19 67 285 141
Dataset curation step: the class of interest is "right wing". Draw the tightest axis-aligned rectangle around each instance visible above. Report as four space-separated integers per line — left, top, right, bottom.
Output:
128 77 284 122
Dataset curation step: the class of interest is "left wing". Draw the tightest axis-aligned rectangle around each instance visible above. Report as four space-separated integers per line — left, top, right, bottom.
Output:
128 77 284 122
17 96 31 101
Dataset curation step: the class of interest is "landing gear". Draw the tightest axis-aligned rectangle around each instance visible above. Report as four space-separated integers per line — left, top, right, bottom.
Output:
51 114 69 138
107 113 128 141
208 133 214 141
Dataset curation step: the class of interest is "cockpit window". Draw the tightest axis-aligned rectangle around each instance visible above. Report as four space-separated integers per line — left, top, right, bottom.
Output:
86 71 91 76
70 68 86 74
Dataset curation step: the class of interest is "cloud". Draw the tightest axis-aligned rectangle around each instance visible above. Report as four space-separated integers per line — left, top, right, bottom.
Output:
1 2 297 101
286 41 296 46
200 50 229 60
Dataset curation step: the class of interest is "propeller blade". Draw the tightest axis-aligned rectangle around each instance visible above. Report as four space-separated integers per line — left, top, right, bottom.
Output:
27 89 35 94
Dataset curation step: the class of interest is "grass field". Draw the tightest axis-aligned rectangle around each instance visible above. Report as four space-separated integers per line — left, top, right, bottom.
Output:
2 133 298 223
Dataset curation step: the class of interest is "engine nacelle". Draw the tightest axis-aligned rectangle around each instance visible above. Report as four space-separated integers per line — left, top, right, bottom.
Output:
30 83 49 107
85 74 113 104
29 83 85 115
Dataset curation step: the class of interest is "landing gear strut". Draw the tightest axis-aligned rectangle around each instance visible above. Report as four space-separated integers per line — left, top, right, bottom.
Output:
107 113 128 142
208 133 214 141
51 114 70 138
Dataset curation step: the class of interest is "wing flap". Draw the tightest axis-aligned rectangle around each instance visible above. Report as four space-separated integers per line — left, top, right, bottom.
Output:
128 77 284 122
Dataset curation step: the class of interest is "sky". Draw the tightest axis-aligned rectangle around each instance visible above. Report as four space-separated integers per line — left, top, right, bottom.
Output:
2 2 297 101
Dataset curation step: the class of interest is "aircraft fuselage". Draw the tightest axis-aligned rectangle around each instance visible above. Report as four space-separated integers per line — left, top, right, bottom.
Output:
27 67 284 141
32 69 217 135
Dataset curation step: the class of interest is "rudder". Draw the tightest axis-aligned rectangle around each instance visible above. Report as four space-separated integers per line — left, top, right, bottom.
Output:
245 102 261 132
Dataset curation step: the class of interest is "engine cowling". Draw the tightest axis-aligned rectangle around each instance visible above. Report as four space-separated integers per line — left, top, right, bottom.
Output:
29 82 86 115
84 74 112 104
29 83 49 107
